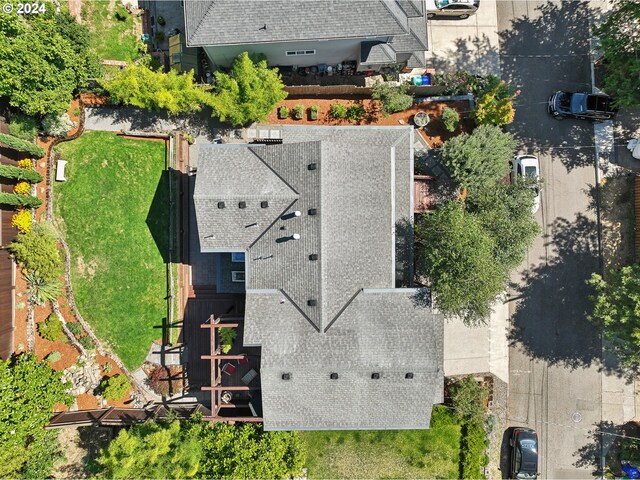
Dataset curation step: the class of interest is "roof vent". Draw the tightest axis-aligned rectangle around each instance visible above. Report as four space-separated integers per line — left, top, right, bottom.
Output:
261 201 269 208
282 373 291 380
238 201 247 209
308 208 317 216
330 373 339 380
307 299 317 306
217 201 225 209
294 210 301 217
309 254 318 261
308 163 317 171
291 233 301 240
371 373 381 380
405 372 414 379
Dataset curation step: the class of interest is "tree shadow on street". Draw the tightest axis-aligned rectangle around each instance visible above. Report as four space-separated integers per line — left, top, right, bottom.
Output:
430 33 499 76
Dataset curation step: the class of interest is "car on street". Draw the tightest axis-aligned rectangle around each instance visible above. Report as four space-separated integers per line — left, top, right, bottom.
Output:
425 0 479 19
512 155 541 214
547 91 617 121
510 427 539 479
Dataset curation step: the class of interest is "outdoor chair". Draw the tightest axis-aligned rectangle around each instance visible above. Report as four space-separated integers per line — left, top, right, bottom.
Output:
221 362 236 375
241 368 258 385
238 356 249 365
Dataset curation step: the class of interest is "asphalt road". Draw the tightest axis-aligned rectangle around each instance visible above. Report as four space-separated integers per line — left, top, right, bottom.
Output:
497 1 605 478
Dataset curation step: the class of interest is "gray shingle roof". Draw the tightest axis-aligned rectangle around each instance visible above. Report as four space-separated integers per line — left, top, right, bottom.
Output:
390 16 428 52
397 0 424 16
184 0 410 47
361 41 397 65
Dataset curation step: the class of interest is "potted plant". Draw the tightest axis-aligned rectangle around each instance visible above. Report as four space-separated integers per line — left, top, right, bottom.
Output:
292 104 304 120
278 106 289 119
309 105 319 120
219 327 237 354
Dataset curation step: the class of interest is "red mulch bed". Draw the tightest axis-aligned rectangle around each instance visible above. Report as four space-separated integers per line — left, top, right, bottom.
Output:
265 98 474 147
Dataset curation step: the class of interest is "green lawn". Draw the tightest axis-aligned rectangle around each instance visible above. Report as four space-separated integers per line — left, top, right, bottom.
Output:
54 131 169 369
82 0 142 61
300 406 462 479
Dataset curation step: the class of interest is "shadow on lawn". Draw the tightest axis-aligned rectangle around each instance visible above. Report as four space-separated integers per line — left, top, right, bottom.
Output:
146 169 171 264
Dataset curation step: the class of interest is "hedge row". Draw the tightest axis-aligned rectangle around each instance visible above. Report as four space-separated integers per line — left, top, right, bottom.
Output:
0 164 43 183
0 192 43 208
460 421 489 480
0 133 45 157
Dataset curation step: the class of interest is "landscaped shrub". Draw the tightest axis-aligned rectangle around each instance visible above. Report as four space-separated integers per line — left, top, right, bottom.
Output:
147 366 183 396
346 104 365 122
25 273 63 306
41 113 77 138
38 314 64 342
102 362 113 374
17 158 33 169
371 81 413 116
310 105 319 120
100 374 131 401
114 5 128 21
0 192 42 208
0 164 43 183
292 104 304 120
11 209 32 234
8 222 63 281
78 334 93 350
14 181 31 195
8 114 38 141
472 76 518 126
434 71 488 96
460 421 488 479
330 103 347 119
278 106 289 119
441 107 460 132
219 327 237 354
66 322 83 338
46 351 62 363
0 133 45 157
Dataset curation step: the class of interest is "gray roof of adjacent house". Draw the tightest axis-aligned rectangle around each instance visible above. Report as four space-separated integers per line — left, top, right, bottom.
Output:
193 126 443 430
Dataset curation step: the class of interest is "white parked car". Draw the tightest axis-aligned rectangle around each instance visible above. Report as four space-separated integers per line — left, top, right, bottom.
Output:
512 155 541 214
426 0 479 19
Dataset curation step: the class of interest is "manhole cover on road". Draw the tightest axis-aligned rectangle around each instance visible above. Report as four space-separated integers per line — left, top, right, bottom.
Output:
572 412 583 423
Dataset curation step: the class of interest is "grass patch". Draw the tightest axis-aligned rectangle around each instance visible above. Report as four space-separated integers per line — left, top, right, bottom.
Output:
82 0 142 62
54 131 168 369
300 406 462 479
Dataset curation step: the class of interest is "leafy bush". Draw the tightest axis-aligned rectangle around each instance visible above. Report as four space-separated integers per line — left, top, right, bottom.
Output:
0 192 42 208
7 222 63 281
46 351 62 363
292 104 304 120
78 334 93 350
434 71 488 96
8 114 38 141
66 322 83 338
42 113 77 138
13 181 31 195
38 314 64 342
25 273 63 306
449 376 489 424
278 106 289 118
114 6 128 21
100 374 131 401
472 76 518 126
11 209 32 234
441 107 460 132
330 103 347 119
0 163 43 183
147 366 183 397
219 327 237 354
346 104 365 122
102 362 113 374
17 159 33 169
0 133 45 157
460 422 488 479
371 81 413 116
310 105 319 120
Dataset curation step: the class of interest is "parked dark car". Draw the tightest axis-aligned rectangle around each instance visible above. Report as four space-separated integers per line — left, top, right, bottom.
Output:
510 427 539 479
548 91 617 121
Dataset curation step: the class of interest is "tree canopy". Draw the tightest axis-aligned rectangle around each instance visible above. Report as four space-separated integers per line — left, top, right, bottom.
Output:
208 52 288 126
0 4 98 116
95 418 306 479
472 76 518 126
596 0 640 108
588 264 640 368
0 353 73 478
439 124 518 193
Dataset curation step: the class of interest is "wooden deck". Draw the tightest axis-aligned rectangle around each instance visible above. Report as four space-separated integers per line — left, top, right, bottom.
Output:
414 175 437 213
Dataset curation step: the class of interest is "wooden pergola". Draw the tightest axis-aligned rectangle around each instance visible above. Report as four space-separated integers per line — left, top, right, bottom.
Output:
200 314 263 424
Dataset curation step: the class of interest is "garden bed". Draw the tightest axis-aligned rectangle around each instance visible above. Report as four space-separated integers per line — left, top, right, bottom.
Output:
266 98 473 147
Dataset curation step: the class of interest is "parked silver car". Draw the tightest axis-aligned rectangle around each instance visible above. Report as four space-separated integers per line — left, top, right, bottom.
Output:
426 0 479 19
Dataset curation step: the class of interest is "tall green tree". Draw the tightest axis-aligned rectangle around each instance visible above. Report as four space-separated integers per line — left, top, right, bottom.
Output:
439 124 517 193
0 3 97 115
415 201 504 325
596 0 640 108
101 62 212 115
208 52 288 126
587 264 640 368
0 353 73 478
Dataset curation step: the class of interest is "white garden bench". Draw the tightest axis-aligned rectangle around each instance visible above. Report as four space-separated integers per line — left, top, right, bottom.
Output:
56 160 67 182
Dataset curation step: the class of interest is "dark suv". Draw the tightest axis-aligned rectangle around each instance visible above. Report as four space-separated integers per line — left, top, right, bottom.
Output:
548 91 617 121
510 427 539 479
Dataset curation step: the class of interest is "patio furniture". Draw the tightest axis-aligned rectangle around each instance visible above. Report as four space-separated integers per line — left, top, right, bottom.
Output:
221 362 236 375
56 160 67 182
238 356 249 365
241 368 258 385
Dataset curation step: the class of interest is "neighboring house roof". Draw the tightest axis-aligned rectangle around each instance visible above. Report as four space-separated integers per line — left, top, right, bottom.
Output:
194 126 443 430
184 0 411 46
